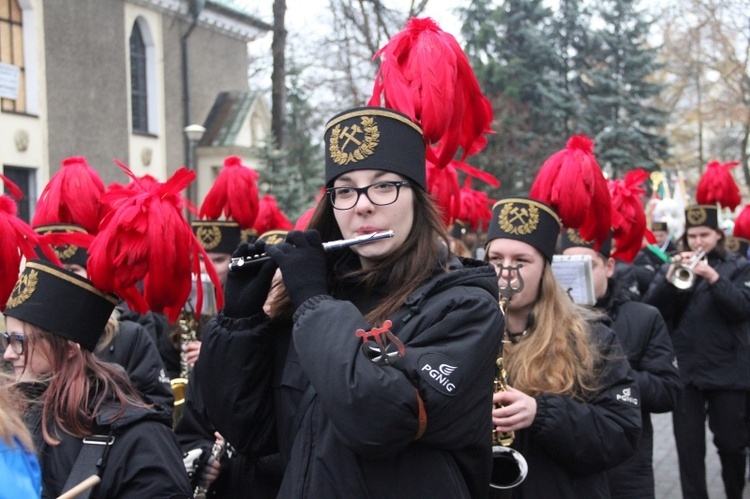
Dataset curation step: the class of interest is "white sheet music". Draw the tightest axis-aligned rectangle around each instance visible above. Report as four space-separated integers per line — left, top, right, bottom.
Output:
551 255 596 305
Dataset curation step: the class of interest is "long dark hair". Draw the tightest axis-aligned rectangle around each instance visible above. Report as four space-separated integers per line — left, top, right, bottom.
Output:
19 321 147 445
268 185 450 325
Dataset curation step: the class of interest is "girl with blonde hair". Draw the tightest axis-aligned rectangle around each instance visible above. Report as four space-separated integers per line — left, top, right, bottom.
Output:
0 377 41 497
484 197 641 498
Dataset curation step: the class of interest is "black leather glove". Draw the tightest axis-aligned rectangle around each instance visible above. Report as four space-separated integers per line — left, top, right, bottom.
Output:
222 241 278 318
266 230 328 309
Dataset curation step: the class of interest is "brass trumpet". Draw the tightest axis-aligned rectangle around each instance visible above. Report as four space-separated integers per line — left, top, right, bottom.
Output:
669 248 706 290
490 263 528 490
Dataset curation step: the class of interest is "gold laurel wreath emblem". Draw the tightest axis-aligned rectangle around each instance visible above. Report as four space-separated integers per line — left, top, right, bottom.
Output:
7 269 39 309
726 238 740 253
55 243 78 260
197 226 222 251
329 116 380 165
37 228 78 260
687 207 707 226
566 228 591 246
498 203 540 235
240 229 257 244
265 234 284 245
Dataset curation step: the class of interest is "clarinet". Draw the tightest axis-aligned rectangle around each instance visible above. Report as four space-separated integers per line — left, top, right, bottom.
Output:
229 230 395 270
193 439 227 499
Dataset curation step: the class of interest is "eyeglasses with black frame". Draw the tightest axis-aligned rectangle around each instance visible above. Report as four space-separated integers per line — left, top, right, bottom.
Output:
1 332 24 355
326 180 411 210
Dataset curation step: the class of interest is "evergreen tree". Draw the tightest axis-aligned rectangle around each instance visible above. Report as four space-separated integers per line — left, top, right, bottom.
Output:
460 0 573 195
580 0 669 176
550 0 593 136
255 59 324 222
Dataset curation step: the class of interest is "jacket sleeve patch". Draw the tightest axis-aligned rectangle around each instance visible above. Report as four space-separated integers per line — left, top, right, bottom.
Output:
418 353 462 396
612 386 640 407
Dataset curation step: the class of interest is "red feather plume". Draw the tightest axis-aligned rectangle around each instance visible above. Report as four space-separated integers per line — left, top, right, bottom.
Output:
0 175 57 310
32 156 105 234
199 156 260 228
695 160 741 210
294 206 316 230
88 161 222 322
458 177 495 232
368 17 493 169
609 169 649 263
530 135 612 249
426 156 461 226
253 195 293 234
733 204 750 239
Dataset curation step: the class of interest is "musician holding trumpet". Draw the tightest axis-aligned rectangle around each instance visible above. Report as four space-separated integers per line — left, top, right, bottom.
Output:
484 198 642 498
643 204 750 499
197 107 503 498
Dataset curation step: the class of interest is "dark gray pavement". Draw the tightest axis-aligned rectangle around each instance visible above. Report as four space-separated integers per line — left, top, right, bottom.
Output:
652 412 750 498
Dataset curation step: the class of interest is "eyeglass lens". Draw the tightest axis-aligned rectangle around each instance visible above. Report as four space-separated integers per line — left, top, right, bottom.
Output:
1 333 24 355
329 181 408 210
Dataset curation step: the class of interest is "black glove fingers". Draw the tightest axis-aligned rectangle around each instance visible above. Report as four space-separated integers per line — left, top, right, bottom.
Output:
285 230 308 248
303 230 323 247
232 240 267 259
232 242 251 258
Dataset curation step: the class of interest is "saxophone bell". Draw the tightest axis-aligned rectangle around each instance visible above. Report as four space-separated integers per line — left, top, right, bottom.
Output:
489 263 528 490
490 445 529 490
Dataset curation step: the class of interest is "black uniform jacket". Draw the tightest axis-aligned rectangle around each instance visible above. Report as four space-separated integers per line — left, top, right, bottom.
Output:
509 323 642 498
198 255 503 498
175 363 283 497
96 319 174 414
20 382 191 499
598 279 681 499
643 251 750 390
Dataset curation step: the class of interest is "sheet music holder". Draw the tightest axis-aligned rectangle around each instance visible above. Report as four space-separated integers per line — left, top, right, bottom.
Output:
551 254 596 305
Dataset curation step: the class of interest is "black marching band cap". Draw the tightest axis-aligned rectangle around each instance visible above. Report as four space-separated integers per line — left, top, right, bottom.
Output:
33 223 90 267
191 220 243 255
559 227 613 258
685 204 719 230
485 197 562 262
725 236 749 258
4 260 118 351
324 107 426 189
651 220 669 233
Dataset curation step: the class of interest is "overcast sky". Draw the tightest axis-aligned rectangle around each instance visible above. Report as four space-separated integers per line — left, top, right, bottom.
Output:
236 0 464 39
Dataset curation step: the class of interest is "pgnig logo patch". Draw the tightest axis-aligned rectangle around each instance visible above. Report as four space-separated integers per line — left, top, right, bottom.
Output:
614 387 639 406
418 353 462 396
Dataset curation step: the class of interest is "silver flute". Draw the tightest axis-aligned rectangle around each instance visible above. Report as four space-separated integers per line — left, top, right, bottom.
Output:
229 230 395 270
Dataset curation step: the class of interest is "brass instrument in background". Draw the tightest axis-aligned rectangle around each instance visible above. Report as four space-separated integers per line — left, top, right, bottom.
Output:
171 274 218 426
491 264 529 490
669 248 706 290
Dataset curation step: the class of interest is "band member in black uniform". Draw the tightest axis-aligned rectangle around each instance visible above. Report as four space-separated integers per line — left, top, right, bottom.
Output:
643 204 750 499
176 232 284 498
197 107 503 498
561 229 681 498
484 198 642 498
3 260 191 498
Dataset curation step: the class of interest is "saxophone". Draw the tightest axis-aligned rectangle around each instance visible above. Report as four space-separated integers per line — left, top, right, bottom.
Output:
490 263 528 490
170 307 199 425
170 274 218 426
